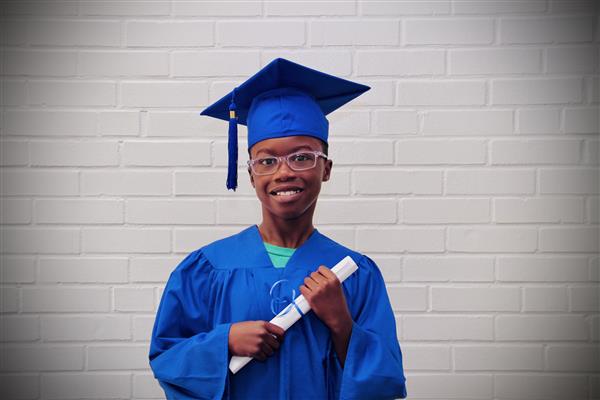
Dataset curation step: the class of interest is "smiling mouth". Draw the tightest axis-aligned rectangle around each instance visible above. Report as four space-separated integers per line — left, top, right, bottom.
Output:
270 189 304 197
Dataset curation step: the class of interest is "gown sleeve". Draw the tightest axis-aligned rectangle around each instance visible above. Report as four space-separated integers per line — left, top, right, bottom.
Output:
149 250 232 400
329 255 407 400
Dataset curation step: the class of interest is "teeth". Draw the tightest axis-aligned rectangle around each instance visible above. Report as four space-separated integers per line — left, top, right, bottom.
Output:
275 189 300 196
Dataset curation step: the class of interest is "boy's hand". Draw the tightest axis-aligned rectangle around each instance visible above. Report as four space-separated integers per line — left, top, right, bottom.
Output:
228 321 285 361
299 265 352 334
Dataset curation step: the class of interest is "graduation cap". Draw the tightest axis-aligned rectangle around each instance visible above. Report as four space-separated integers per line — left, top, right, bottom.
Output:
200 58 370 191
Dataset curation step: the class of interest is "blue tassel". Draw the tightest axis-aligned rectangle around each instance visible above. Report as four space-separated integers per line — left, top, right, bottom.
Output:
226 89 238 191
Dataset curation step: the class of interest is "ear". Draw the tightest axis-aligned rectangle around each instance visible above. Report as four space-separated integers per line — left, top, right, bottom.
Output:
322 159 333 182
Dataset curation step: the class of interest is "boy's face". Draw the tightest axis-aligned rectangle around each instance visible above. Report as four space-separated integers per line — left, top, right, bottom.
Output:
248 135 332 221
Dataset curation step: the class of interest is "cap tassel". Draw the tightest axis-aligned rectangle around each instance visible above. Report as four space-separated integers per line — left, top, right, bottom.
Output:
226 89 238 191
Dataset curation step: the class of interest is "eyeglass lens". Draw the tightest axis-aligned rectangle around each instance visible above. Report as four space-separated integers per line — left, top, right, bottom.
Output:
253 152 317 174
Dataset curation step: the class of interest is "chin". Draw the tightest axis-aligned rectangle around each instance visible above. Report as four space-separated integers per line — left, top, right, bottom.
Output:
268 207 307 221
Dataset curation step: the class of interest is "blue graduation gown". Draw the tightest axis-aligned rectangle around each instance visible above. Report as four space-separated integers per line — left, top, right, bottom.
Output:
149 225 407 400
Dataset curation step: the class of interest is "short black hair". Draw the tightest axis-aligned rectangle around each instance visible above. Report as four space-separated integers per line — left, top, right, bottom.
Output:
248 139 328 157
321 140 329 156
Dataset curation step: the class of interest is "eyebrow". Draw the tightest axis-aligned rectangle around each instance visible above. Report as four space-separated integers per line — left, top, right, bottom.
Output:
255 145 315 156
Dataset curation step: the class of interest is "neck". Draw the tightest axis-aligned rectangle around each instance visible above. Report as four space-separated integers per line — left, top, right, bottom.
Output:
258 209 315 248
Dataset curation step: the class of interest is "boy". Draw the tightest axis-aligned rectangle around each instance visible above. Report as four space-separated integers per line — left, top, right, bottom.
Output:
149 58 407 400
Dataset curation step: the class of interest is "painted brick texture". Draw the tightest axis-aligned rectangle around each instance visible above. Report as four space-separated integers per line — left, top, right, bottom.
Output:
0 1 598 399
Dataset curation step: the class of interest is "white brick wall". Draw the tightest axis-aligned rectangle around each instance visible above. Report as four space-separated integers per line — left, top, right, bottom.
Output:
0 1 598 399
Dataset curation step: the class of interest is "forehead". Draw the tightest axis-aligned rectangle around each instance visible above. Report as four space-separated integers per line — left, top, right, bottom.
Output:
250 135 322 156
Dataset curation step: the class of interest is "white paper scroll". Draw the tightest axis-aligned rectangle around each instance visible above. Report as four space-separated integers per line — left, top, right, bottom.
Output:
229 255 359 374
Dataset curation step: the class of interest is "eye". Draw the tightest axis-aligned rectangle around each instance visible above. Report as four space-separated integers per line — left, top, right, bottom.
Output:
291 153 313 162
258 157 276 166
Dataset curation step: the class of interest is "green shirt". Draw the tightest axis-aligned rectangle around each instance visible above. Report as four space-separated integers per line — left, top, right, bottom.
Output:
263 242 296 268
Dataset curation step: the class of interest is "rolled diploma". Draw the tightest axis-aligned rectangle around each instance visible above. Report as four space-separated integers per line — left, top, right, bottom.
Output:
228 255 359 374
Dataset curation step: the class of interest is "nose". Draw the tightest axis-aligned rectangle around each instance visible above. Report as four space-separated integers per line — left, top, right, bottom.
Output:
273 157 297 180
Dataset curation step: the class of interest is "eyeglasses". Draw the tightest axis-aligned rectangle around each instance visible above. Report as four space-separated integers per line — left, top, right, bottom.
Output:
247 150 328 176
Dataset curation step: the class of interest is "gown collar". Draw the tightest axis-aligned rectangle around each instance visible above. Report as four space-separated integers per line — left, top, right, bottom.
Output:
250 224 320 270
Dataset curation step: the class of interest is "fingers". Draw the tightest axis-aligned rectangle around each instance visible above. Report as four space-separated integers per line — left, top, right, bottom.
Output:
312 265 338 284
318 265 339 283
230 320 287 360
303 276 316 291
264 322 285 339
303 265 339 292
264 333 281 351
310 270 327 284
255 349 268 361
305 267 327 287
261 341 275 357
263 332 282 351
299 284 310 296
255 322 283 360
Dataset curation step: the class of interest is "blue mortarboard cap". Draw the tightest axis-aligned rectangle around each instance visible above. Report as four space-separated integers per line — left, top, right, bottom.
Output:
200 58 370 191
